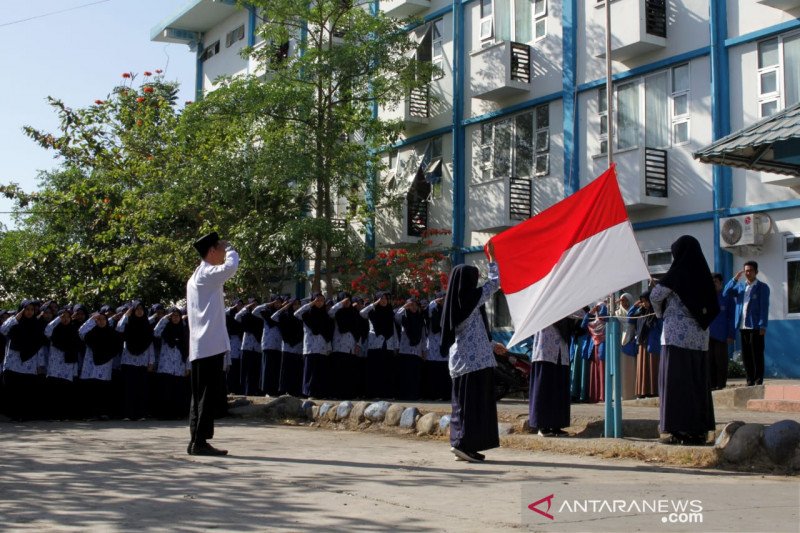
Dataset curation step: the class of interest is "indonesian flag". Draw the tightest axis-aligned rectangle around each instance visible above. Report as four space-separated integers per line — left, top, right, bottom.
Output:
489 165 649 348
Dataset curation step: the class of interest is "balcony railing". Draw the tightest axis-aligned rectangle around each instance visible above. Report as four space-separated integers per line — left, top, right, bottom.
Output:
508 177 532 220
406 193 429 237
645 0 667 38
510 43 531 84
408 85 429 119
644 147 668 198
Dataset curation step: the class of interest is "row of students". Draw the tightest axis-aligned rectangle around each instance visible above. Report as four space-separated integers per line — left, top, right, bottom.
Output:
224 292 452 401
0 300 192 422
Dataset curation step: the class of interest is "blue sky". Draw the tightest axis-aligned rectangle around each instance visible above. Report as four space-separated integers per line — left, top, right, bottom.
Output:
0 0 197 228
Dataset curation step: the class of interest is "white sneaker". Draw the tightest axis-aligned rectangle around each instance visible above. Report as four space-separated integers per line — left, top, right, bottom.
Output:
450 447 480 463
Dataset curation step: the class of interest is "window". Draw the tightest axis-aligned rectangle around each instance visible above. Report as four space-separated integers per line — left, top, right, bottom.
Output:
225 25 245 47
671 64 690 144
598 86 608 155
428 137 444 199
480 0 493 41
473 104 549 183
200 41 220 62
786 235 800 315
617 82 639 150
534 0 546 40
432 18 444 77
758 34 800 118
598 63 691 155
492 292 513 329
480 0 536 44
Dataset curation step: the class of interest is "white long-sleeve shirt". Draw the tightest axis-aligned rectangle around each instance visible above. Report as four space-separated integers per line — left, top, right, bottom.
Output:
187 248 240 361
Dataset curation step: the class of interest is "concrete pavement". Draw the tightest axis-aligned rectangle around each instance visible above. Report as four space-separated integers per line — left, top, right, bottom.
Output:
0 419 796 532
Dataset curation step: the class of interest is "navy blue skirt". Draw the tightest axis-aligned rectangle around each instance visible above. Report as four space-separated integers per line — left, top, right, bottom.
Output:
262 349 282 396
302 353 328 398
450 367 499 453
423 360 451 401
529 361 571 430
659 345 715 435
279 352 303 397
395 353 422 400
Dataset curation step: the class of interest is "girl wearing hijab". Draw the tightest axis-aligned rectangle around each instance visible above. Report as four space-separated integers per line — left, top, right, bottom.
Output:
581 301 608 403
628 291 662 398
115 301 156 420
273 298 304 396
79 312 122 420
252 296 286 397
650 235 719 445
153 307 190 419
529 317 574 437
225 299 245 394
423 292 450 400
616 293 638 401
440 243 500 463
295 293 334 399
1 301 47 420
235 298 265 396
44 307 82 420
360 292 399 399
350 297 370 399
395 297 426 400
328 292 360 399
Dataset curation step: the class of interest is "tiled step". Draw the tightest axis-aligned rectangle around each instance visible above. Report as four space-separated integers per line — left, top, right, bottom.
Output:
746 399 800 413
764 384 800 401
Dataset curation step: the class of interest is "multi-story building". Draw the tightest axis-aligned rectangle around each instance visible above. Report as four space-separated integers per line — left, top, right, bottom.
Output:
152 0 800 378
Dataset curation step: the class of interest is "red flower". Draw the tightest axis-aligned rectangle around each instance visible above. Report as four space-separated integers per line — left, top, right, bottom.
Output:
185 100 193 105
155 69 163 74
409 288 420 297
94 99 104 105
143 71 152 76
121 72 131 78
136 96 145 103
378 251 387 259
439 273 448 286
136 119 143 127
143 86 154 94
351 281 359 289
103 198 110 204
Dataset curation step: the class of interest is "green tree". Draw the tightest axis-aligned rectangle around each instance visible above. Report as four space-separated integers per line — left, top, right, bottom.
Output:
244 0 436 291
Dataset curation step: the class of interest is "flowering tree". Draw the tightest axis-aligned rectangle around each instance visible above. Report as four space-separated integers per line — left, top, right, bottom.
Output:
338 229 452 299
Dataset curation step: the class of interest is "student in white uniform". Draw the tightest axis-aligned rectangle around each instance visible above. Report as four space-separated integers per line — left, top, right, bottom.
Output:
186 231 239 456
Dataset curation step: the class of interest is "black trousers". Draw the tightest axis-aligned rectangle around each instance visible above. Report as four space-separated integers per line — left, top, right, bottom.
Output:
740 329 765 385
708 338 729 390
189 353 225 445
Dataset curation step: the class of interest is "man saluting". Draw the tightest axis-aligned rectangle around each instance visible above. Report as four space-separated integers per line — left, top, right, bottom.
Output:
187 232 239 456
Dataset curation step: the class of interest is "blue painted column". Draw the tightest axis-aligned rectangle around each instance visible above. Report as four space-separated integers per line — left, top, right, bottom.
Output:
561 0 579 196
451 0 466 265
710 0 733 280
247 6 257 47
365 1 379 254
195 41 204 102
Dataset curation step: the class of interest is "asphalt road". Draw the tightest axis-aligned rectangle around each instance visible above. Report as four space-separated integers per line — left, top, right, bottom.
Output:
0 419 796 532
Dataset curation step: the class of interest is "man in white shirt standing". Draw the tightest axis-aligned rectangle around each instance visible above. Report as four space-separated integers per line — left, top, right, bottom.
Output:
187 232 240 456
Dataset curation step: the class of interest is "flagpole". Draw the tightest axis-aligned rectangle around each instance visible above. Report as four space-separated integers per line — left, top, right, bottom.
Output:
603 0 623 439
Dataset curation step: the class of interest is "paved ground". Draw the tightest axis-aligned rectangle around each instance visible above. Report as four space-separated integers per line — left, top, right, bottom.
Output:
0 419 796 532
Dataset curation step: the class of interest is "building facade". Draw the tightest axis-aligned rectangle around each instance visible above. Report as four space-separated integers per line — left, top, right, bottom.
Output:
153 0 800 377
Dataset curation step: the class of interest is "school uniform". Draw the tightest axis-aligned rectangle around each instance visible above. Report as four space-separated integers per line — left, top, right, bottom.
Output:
295 303 332 398
253 303 284 397
360 302 399 399
1 315 46 421
528 325 571 433
44 317 81 419
273 308 304 396
225 307 244 394
724 277 770 386
153 315 190 419
116 313 156 420
394 307 426 401
423 301 451 401
235 307 264 396
328 301 360 399
78 319 120 420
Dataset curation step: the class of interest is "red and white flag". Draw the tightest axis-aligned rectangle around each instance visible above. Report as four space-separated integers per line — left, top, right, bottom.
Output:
489 165 649 348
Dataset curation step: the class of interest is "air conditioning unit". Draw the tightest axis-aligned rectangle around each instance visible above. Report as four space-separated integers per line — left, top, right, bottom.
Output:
720 214 771 249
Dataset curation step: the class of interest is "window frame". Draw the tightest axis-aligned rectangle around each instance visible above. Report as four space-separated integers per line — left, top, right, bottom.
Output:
480 0 494 42
534 0 547 41
784 234 800 317
431 18 445 80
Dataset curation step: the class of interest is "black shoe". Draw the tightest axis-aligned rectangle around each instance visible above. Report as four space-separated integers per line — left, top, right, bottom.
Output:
451 447 480 463
191 442 228 456
468 451 485 461
187 442 194 455
550 429 568 437
658 434 678 445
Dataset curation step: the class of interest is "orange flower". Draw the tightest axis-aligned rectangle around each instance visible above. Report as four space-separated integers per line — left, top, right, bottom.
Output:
136 119 143 127
121 72 131 78
155 69 163 74
136 96 145 103
143 71 152 76
143 86 154 94
94 99 104 105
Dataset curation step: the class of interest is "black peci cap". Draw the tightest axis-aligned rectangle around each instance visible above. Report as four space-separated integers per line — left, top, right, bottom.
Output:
193 231 220 258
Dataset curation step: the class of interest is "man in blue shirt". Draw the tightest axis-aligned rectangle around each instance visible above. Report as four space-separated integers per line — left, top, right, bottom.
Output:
723 261 770 386
708 274 735 389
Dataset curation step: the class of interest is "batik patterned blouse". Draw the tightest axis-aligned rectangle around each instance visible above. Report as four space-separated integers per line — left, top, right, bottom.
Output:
650 285 709 351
